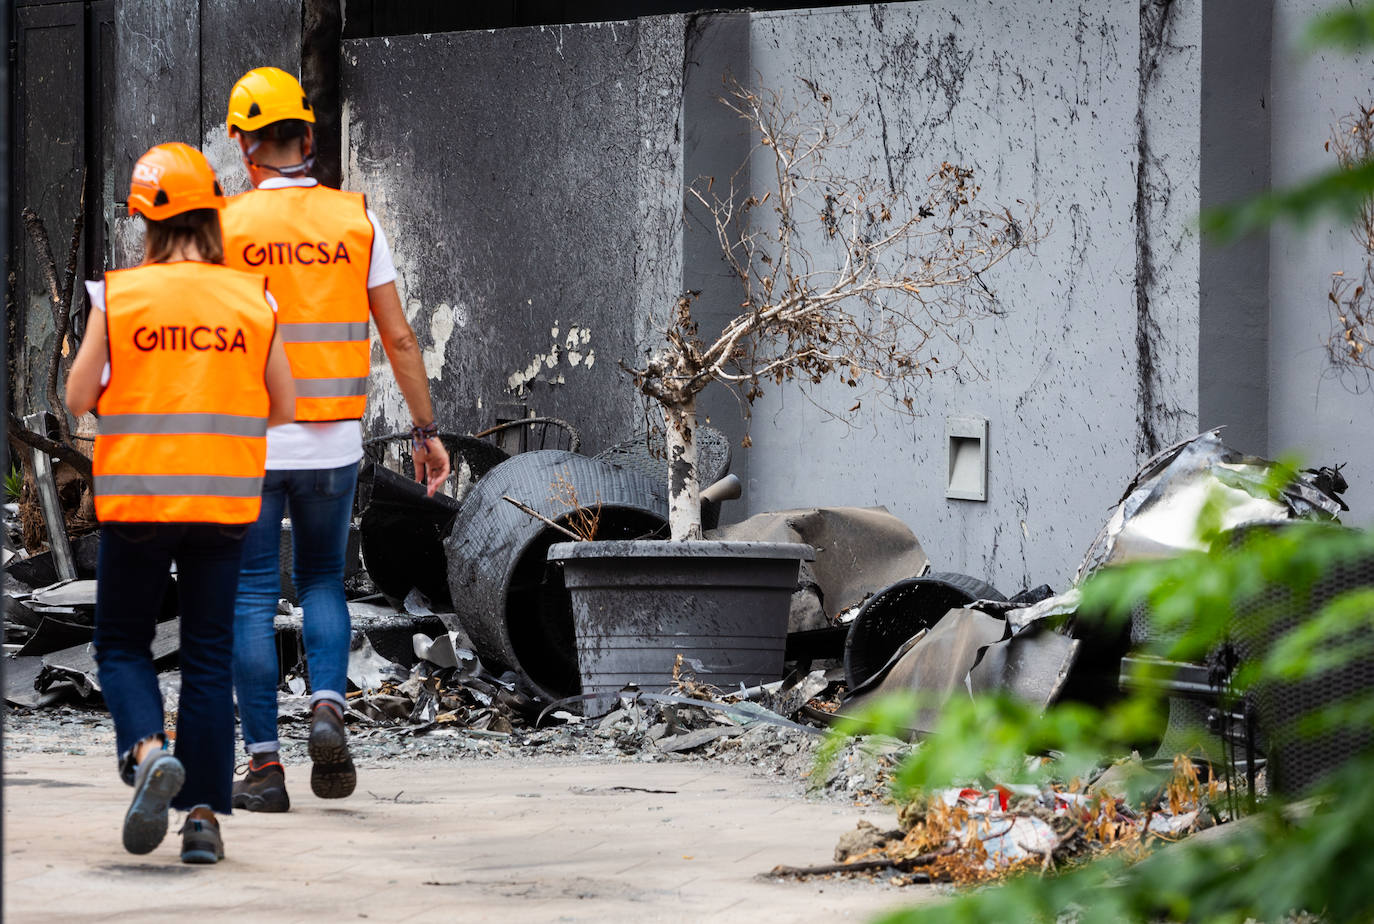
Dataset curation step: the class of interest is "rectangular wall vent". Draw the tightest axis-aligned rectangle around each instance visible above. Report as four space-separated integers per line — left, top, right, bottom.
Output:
946 416 989 502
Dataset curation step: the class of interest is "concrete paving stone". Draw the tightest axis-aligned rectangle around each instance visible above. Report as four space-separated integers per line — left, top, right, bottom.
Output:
4 751 933 922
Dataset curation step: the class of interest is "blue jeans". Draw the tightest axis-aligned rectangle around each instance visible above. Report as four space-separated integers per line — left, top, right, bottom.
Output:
94 522 247 814
233 464 357 755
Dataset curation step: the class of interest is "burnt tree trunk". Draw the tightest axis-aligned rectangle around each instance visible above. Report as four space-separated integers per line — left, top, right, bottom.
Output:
665 397 702 541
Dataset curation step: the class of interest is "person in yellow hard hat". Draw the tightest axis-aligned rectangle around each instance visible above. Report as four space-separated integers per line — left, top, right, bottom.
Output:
66 142 296 863
220 66 450 812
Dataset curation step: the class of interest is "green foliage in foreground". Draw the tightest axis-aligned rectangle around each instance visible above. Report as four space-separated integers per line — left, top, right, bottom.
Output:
828 522 1374 923
1303 2 1374 54
4 464 20 501
1201 160 1374 242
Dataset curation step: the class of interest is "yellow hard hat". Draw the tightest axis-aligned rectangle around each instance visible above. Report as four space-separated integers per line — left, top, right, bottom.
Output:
226 67 315 134
127 143 225 221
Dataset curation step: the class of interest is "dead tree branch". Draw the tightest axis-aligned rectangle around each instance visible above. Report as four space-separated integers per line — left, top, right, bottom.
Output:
768 846 956 879
632 81 1040 416
1325 102 1374 389
7 413 94 492
628 79 1041 539
20 169 87 445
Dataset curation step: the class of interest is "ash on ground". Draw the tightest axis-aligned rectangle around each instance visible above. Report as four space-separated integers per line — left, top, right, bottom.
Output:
4 667 901 806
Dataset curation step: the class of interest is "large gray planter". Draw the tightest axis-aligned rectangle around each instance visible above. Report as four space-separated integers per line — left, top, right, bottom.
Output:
547 539 814 698
444 451 668 702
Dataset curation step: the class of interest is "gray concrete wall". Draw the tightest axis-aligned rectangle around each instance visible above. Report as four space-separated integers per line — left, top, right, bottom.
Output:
681 12 754 496
739 2 1200 591
1267 0 1374 524
335 1 1210 592
1198 0 1272 456
341 19 686 449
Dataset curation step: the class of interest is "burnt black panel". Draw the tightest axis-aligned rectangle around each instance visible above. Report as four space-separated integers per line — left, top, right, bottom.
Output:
342 1 864 39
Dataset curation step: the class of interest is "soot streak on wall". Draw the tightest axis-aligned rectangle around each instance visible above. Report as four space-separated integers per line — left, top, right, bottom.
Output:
1134 0 1200 458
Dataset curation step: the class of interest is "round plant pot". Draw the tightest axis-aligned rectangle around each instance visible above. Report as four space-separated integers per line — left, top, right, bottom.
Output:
547 539 814 698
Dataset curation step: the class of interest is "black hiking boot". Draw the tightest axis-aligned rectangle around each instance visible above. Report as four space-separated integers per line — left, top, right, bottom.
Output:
231 752 290 813
308 702 356 799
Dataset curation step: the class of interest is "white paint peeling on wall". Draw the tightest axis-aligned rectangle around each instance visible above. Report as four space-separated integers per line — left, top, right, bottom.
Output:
366 366 405 434
424 302 461 380
506 321 598 395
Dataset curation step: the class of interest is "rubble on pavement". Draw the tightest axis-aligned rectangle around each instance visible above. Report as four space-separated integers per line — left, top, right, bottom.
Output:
774 755 1219 886
7 426 1358 894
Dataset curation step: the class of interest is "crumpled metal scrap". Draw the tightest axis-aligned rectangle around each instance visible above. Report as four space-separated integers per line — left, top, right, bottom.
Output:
1075 428 1346 582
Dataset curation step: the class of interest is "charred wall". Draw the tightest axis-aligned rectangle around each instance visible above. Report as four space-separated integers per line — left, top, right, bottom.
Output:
9 0 302 422
9 1 115 420
335 1 1218 590
110 0 301 268
340 19 686 450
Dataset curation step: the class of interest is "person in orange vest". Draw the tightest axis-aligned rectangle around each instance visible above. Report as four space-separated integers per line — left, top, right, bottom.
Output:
66 142 296 863
220 67 451 812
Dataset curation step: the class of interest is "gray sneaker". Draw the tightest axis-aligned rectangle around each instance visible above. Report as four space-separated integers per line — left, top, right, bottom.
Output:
179 812 224 864
122 750 185 855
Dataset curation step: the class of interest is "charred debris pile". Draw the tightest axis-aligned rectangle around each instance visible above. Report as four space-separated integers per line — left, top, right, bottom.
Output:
4 427 1360 884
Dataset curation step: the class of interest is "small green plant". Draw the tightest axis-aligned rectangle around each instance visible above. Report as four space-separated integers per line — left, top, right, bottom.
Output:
4 463 22 502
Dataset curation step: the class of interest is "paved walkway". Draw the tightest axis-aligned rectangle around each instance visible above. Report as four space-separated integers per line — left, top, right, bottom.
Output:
3 752 935 922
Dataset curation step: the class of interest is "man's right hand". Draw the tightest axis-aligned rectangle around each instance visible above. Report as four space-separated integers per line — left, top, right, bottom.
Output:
412 437 451 497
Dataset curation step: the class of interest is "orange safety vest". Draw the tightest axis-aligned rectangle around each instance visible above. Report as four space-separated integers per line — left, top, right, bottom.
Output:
220 185 374 421
95 262 276 524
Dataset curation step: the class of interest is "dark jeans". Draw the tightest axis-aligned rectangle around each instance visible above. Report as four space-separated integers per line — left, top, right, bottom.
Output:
94 521 247 814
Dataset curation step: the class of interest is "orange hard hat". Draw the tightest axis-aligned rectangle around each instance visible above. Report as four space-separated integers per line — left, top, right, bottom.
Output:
127 143 225 221
227 67 315 134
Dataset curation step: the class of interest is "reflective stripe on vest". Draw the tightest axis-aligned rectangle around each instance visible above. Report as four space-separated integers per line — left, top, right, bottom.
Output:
294 376 370 398
221 185 374 422
98 412 269 438
278 321 370 343
96 473 264 497
95 262 274 525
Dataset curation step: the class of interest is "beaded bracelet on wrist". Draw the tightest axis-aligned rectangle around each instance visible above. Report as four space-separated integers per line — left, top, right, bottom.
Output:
410 422 439 454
